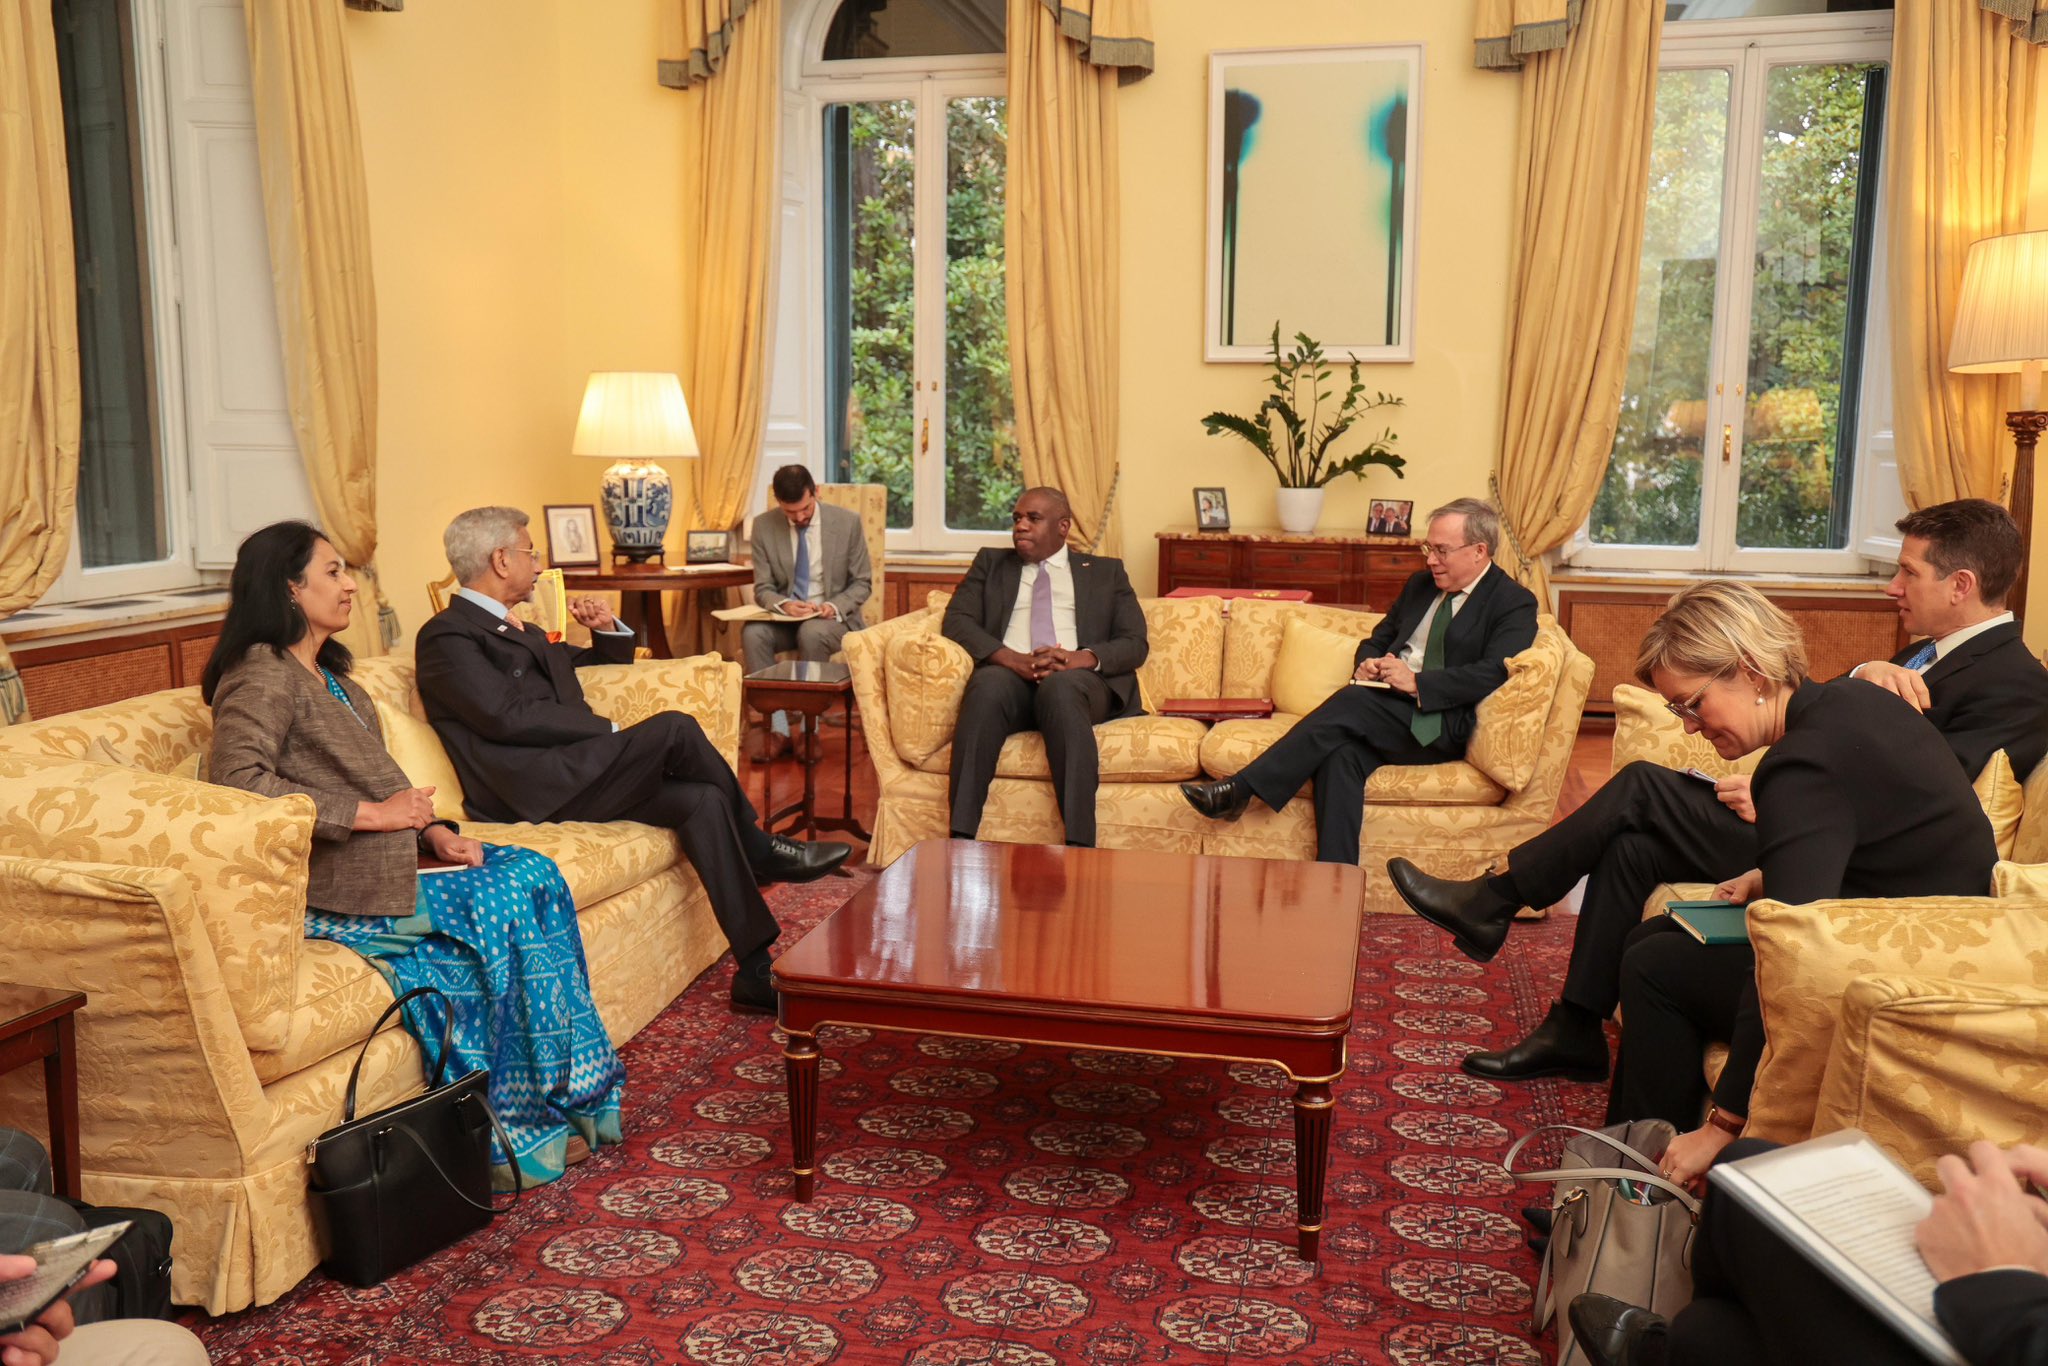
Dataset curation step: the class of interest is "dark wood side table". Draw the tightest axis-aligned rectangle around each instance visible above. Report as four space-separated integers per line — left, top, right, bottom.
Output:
742 660 869 841
561 562 755 659
1155 526 1426 610
0 983 89 1199
774 840 1365 1261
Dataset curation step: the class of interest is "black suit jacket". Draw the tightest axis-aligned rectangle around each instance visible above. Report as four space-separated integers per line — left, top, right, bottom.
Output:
1888 621 2048 781
1713 677 1997 1113
414 596 639 823
1354 566 1541 747
942 547 1149 717
1937 1269 2048 1366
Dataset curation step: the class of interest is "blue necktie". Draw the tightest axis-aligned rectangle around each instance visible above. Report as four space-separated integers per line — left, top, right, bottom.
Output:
1904 640 1937 671
792 526 811 603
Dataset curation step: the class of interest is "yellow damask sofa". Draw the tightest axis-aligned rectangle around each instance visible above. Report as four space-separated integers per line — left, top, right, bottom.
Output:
843 594 1595 913
1610 681 2048 1188
0 652 741 1313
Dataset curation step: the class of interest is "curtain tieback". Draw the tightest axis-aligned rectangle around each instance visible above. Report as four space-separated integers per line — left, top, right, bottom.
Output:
1488 471 1540 587
1087 463 1123 554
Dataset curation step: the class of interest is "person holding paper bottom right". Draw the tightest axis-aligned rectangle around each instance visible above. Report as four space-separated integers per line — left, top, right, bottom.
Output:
1596 583 1995 1189
1571 1137 2048 1366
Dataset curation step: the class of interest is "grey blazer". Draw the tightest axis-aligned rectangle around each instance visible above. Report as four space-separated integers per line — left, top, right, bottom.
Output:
208 646 421 919
750 502 872 627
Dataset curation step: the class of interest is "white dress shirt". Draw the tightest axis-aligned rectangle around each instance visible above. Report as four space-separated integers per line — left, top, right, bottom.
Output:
1397 564 1489 671
1853 610 2016 675
1001 546 1079 654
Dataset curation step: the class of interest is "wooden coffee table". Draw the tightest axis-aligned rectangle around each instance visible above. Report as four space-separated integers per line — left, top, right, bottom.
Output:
773 839 1365 1261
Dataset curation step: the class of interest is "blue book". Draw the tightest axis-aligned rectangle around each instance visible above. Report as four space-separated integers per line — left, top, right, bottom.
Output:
1665 900 1749 945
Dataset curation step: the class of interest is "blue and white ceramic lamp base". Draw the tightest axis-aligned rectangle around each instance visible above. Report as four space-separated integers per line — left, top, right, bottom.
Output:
601 461 673 562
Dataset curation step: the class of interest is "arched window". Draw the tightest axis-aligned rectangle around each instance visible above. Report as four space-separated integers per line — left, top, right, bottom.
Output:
801 0 1013 550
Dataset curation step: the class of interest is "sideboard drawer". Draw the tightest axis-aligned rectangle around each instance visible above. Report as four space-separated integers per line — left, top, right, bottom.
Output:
1248 545 1346 576
1166 542 1235 574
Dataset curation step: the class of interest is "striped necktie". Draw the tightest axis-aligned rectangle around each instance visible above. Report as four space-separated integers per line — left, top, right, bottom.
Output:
1903 640 1937 672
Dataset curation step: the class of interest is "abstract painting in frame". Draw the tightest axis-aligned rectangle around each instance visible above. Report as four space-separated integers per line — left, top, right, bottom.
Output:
1207 45 1422 363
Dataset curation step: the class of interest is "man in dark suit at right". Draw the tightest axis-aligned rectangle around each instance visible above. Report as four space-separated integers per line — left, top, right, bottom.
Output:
944 486 1149 849
1180 497 1541 865
1392 496 2048 1085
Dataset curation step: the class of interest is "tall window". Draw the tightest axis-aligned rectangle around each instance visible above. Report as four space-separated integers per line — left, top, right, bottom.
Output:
41 0 311 606
1572 6 1896 575
817 0 1014 550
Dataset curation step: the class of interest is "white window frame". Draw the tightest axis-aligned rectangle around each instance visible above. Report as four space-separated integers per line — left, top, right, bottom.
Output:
1565 11 1896 577
46 0 313 605
780 0 1010 555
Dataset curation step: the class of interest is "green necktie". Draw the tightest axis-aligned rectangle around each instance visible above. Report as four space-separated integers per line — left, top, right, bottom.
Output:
1409 591 1454 745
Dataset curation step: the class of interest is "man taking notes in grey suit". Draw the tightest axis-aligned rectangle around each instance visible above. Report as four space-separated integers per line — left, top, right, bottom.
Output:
744 465 872 755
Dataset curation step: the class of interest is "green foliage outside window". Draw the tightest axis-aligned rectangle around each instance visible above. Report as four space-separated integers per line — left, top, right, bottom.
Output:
842 98 1017 533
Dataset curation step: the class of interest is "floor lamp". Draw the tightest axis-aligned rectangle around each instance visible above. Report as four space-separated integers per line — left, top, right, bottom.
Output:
1949 229 2048 622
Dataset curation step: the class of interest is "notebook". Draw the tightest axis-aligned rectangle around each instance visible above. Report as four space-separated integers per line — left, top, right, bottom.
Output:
1665 900 1749 945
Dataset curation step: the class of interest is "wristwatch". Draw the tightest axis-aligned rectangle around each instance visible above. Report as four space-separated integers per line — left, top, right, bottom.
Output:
1705 1105 1744 1137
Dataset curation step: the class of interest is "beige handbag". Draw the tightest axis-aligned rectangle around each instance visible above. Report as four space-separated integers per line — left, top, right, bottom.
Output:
1503 1121 1701 1366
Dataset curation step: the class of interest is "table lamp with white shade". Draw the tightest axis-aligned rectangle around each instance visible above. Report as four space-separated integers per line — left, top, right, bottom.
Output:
1949 229 2048 619
573 371 699 563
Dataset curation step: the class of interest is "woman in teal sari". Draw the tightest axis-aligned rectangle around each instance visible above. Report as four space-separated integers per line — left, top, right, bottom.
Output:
203 521 623 1188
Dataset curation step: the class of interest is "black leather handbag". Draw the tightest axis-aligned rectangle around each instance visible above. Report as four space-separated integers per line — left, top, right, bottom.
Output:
306 988 520 1287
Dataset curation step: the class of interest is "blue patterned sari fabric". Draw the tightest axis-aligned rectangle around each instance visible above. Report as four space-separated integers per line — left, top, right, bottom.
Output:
307 845 625 1189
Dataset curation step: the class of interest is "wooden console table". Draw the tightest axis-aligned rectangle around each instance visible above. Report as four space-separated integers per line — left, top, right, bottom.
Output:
1155 526 1426 611
561 562 754 659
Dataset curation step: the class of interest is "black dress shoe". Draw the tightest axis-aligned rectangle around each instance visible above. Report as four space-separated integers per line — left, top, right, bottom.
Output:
730 960 778 1014
1568 1292 1668 1366
1180 777 1253 821
1386 857 1519 962
1521 1203 1553 1237
1463 1002 1610 1083
753 836 853 884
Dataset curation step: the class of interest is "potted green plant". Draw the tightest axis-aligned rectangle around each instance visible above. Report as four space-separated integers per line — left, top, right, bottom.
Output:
1200 325 1405 534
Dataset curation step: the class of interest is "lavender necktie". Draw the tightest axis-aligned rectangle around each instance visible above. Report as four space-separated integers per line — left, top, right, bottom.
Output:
1029 565 1056 650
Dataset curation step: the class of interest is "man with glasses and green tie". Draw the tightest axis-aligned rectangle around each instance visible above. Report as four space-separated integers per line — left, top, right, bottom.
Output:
1181 498 1539 866
1387 496 2048 1091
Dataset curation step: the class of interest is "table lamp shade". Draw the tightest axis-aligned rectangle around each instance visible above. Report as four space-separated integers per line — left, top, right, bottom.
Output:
572 371 699 459
1950 230 2048 377
572 371 696 563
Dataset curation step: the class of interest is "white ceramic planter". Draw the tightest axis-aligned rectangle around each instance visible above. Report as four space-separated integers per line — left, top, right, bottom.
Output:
1275 486 1325 535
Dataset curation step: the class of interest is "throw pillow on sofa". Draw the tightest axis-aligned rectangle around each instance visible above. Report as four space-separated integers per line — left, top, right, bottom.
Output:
1271 617 1360 717
1972 750 2022 860
886 626 975 767
1464 630 1562 793
371 696 468 823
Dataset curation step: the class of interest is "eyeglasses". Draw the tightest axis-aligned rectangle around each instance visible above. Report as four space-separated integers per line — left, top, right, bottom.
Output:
1422 541 1477 562
508 546 541 562
1665 667 1732 725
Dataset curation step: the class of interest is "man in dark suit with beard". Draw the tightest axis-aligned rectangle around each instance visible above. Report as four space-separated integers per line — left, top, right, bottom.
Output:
1180 497 1541 865
414 506 850 1014
1392 496 2048 1085
943 486 1149 848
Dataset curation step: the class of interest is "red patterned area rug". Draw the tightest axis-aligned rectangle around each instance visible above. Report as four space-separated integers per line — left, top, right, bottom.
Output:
194 869 1606 1365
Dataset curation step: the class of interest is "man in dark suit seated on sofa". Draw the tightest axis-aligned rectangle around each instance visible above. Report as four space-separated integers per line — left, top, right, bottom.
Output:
1391 496 2048 1085
414 506 850 1013
1180 497 1540 865
942 486 1149 849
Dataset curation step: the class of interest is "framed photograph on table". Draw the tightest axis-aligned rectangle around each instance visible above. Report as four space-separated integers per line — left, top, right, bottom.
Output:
1207 44 1422 363
1369 498 1413 537
1194 488 1231 530
685 530 733 565
543 504 600 567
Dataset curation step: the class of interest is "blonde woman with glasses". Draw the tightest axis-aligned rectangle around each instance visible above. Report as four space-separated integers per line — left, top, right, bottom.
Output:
1613 580 1994 1188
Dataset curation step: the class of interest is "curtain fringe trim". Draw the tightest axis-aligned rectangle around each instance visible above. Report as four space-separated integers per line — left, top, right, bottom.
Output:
1475 0 1585 70
1087 465 1123 554
1036 0 1155 76
1981 0 2048 45
658 0 756 89
1487 471 1542 589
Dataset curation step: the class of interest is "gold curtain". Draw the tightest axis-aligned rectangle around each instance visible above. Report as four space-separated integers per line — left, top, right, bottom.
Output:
245 0 392 657
1890 1 2046 510
1474 0 1583 70
1489 0 1663 605
0 4 81 724
1006 0 1151 556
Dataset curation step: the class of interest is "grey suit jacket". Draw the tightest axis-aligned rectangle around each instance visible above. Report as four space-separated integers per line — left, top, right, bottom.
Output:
209 645 421 918
750 502 871 627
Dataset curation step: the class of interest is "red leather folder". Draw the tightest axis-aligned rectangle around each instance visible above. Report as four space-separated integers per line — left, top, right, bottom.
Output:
1158 698 1276 721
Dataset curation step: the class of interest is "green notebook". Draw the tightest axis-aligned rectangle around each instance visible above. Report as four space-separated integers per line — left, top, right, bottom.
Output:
1665 900 1749 945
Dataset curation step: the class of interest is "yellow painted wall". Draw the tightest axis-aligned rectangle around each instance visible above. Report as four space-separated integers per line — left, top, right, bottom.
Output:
1115 2 1517 595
